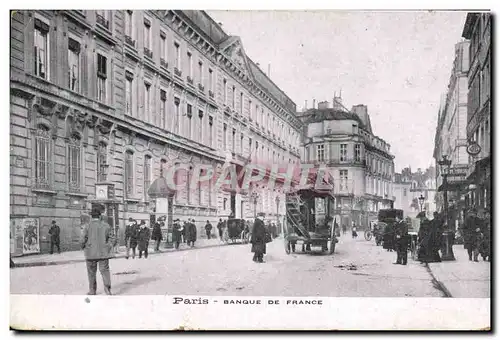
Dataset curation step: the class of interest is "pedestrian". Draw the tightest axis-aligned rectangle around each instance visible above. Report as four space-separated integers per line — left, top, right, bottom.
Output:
205 220 213 239
352 224 358 239
217 218 224 241
393 216 409 265
49 220 61 254
418 212 442 263
80 204 115 295
152 221 163 252
383 222 395 252
181 221 187 243
172 219 182 250
251 212 267 263
464 209 481 262
125 218 139 259
138 220 150 259
186 219 197 247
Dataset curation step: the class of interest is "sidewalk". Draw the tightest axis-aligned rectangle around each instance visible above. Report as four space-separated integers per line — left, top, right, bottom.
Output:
428 245 490 298
11 238 227 268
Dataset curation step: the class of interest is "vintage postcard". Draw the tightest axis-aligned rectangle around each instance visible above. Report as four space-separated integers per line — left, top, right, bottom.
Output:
9 7 491 331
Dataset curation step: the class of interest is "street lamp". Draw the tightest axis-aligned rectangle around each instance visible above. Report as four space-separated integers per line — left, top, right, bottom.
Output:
438 155 455 261
418 194 425 212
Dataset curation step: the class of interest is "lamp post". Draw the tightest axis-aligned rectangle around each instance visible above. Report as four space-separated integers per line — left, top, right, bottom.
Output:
418 194 425 212
438 155 455 261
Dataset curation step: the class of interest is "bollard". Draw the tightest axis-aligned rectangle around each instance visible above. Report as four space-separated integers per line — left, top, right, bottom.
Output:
441 230 456 261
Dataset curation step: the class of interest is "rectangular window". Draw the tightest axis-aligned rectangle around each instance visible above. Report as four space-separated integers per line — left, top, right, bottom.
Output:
232 128 236 152
340 144 347 162
354 144 361 162
199 110 204 143
240 134 244 154
187 52 193 78
68 139 81 191
125 151 134 196
187 104 193 139
209 69 213 91
34 19 49 79
144 155 151 200
174 42 180 69
240 92 244 113
144 82 151 122
316 144 325 162
125 73 133 115
249 100 253 119
198 61 203 84
340 170 348 191
249 138 252 156
209 116 213 148
232 86 236 109
97 54 107 102
35 128 50 188
160 89 167 129
223 79 227 104
174 98 180 134
97 142 107 182
160 33 167 61
125 10 133 38
223 123 227 147
68 38 81 92
144 18 151 49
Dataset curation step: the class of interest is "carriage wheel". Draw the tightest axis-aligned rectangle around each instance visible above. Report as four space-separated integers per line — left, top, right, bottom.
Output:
364 231 373 241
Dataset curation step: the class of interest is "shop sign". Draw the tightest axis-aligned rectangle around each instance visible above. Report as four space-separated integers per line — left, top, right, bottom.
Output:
466 142 481 156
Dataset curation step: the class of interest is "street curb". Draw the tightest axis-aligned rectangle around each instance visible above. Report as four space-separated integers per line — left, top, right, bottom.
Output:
11 242 241 269
425 263 453 298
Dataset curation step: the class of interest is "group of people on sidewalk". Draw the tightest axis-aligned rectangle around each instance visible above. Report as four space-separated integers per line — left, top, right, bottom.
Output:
124 218 153 259
172 219 199 249
462 208 491 262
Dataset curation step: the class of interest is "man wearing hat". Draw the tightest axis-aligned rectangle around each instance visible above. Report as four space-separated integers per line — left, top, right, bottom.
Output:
48 220 61 254
251 213 267 263
80 204 115 295
464 208 482 262
172 218 182 250
125 217 139 259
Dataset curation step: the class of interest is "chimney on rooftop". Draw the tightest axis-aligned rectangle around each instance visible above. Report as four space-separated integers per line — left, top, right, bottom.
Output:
312 99 316 109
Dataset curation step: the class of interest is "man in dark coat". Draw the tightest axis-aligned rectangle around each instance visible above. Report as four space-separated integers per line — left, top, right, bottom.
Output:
152 221 163 252
383 222 395 251
138 220 150 259
125 218 139 259
251 213 267 263
49 220 61 254
464 209 481 262
205 220 213 239
418 212 442 263
172 219 182 250
393 216 409 265
186 219 197 247
217 218 224 240
80 204 115 295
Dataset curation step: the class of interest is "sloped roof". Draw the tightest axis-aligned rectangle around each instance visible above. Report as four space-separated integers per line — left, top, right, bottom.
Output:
302 108 365 126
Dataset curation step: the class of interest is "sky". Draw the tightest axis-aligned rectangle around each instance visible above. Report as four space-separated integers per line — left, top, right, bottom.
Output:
207 10 467 172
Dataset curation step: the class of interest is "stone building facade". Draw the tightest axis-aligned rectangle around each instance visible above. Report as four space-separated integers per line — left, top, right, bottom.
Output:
393 167 437 219
461 13 491 213
298 98 395 229
10 10 301 254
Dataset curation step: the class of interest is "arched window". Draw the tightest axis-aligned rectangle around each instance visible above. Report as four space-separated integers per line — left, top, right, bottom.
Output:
68 133 82 191
97 141 107 182
125 150 134 197
144 155 152 200
34 125 51 189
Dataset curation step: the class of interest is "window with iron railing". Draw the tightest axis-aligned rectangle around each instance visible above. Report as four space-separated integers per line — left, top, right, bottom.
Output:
67 134 82 192
97 141 108 182
125 150 134 197
34 125 51 189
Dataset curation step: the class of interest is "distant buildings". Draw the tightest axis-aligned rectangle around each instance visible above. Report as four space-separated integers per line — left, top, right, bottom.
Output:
393 167 437 219
298 96 395 229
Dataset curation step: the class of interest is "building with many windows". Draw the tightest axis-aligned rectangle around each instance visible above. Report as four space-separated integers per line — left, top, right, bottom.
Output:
393 167 437 219
10 10 302 254
461 13 491 213
433 40 470 226
298 97 395 229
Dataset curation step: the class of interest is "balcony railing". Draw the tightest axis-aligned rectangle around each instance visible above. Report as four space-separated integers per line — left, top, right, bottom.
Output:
160 58 168 69
125 35 135 48
187 76 194 85
96 14 109 29
174 67 182 77
198 83 205 92
144 47 153 59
